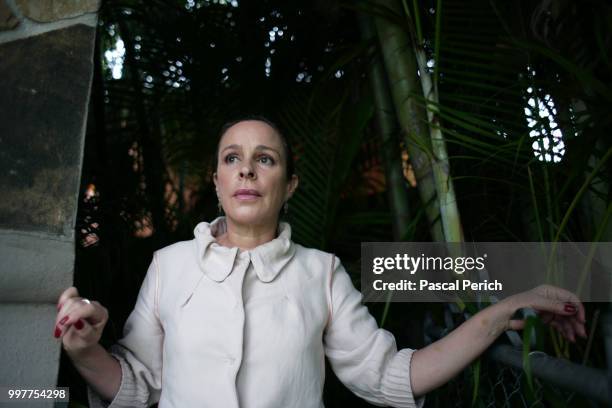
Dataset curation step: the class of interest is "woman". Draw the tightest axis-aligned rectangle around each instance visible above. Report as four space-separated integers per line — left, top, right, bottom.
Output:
54 117 587 408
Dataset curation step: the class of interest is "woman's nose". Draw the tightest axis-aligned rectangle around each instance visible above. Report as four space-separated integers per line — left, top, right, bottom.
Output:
239 165 256 179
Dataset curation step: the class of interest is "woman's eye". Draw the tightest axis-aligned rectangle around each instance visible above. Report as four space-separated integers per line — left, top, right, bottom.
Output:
258 156 274 165
225 154 238 163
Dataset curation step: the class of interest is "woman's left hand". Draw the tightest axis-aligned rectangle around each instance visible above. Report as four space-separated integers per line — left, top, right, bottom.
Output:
504 284 587 342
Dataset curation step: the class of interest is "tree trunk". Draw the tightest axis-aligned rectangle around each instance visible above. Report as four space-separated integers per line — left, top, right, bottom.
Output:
373 1 445 242
359 15 412 241
409 9 464 243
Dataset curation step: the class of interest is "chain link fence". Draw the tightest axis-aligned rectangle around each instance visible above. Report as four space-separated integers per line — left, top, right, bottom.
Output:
424 307 609 407
436 358 595 408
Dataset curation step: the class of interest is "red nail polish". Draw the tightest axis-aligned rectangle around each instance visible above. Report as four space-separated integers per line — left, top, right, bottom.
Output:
59 316 69 325
74 320 84 330
54 327 61 338
564 304 576 313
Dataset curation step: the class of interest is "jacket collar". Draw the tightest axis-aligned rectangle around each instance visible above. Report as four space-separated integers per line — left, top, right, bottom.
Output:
193 216 295 283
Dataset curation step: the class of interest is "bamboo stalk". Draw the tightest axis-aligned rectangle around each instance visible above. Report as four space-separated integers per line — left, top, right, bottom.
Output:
373 0 446 242
359 15 413 241
404 0 464 242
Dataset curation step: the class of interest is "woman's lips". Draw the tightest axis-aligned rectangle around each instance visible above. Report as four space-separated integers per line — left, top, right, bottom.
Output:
234 189 261 201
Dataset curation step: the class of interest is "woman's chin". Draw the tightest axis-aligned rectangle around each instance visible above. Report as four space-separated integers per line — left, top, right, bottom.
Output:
226 209 272 225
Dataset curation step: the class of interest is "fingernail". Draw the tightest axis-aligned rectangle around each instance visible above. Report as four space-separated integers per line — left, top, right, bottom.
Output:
564 303 576 313
54 326 61 338
59 316 69 325
74 320 84 330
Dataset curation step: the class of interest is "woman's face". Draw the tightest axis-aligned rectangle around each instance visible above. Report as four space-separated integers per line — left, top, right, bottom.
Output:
213 120 298 228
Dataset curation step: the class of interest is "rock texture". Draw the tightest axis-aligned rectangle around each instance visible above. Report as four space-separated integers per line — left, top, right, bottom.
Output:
0 0 19 30
0 24 95 235
15 0 100 23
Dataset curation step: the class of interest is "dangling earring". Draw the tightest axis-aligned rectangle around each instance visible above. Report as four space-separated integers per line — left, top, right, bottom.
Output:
283 201 289 215
217 198 224 215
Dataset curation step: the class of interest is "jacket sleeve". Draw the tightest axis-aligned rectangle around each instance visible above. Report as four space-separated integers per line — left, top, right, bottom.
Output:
88 253 164 408
323 255 426 408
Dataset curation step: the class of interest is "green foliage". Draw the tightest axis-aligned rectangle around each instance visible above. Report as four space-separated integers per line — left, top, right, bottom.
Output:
470 357 481 406
522 315 539 391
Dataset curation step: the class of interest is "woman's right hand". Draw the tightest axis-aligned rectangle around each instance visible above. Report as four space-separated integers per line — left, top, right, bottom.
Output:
54 287 109 357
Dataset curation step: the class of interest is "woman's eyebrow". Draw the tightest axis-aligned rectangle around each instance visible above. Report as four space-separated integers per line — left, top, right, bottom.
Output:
220 144 241 153
220 144 280 156
255 145 281 156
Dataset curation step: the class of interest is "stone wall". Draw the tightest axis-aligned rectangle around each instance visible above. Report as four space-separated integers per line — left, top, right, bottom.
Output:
0 0 100 403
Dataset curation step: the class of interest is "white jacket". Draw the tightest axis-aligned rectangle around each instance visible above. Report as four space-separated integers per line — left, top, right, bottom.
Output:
89 217 425 408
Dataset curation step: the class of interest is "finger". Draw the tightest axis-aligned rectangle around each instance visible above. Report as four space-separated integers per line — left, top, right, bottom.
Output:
57 287 79 311
537 285 583 317
55 297 83 327
55 297 74 328
546 301 579 317
508 319 526 331
67 301 108 326
560 318 575 342
54 299 106 338
551 287 585 323
57 317 86 341
533 297 575 317
565 302 586 327
569 316 587 339
58 300 105 328
553 318 571 341
61 318 92 344
543 285 581 304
